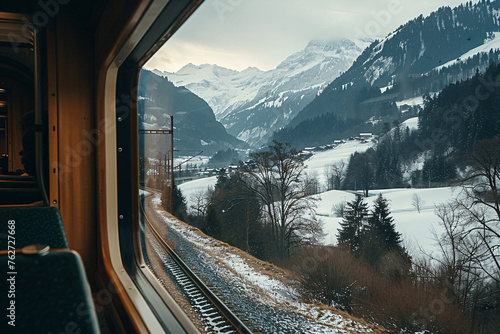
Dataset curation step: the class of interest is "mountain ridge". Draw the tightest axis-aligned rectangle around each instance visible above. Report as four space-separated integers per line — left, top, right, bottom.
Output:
281 0 500 146
138 69 247 157
155 38 369 147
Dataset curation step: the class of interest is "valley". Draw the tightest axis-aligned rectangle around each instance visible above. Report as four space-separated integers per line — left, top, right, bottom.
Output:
140 1 500 333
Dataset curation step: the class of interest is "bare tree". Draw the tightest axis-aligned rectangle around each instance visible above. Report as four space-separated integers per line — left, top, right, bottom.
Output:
189 188 212 217
325 164 335 191
304 170 320 195
325 160 346 190
346 152 374 197
332 200 347 218
434 203 486 304
456 138 500 283
420 202 494 331
412 193 425 213
240 141 323 258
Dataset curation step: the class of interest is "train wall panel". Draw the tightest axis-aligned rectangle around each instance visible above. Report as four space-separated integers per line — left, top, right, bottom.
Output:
52 9 97 279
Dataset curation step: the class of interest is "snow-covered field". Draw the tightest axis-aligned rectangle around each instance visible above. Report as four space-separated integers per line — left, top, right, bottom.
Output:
179 175 217 202
401 116 419 131
178 140 457 258
302 140 458 257
303 141 374 190
179 141 374 207
314 187 457 257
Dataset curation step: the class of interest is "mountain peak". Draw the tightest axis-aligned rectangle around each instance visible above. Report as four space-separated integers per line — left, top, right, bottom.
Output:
164 37 367 147
177 63 211 72
305 40 326 49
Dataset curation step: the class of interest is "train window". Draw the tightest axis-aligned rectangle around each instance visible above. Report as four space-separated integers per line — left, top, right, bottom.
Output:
134 0 500 333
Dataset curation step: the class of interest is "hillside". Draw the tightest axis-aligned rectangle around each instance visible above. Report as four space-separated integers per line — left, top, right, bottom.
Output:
138 69 247 157
279 1 500 147
146 192 387 333
159 39 369 147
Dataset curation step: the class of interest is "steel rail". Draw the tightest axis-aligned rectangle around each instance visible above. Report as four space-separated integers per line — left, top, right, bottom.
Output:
141 188 253 334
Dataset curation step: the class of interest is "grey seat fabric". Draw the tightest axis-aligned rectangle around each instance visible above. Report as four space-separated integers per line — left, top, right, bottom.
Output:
0 250 100 333
0 206 68 249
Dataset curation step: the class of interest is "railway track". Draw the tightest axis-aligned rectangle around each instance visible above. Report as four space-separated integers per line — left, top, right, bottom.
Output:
141 188 252 334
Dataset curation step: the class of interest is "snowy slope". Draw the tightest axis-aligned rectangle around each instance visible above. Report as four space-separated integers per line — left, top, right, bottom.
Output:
150 194 384 333
159 39 369 147
179 175 217 204
314 187 458 257
395 96 425 109
178 139 456 259
160 64 265 117
401 117 419 131
179 141 374 210
434 31 500 71
288 2 500 131
302 139 456 256
304 141 374 191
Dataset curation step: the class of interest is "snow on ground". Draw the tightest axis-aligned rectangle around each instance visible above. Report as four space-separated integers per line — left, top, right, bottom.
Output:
178 140 456 259
179 176 217 210
304 141 374 190
151 194 381 333
315 187 458 258
434 31 500 71
401 117 419 131
174 155 210 169
395 96 425 109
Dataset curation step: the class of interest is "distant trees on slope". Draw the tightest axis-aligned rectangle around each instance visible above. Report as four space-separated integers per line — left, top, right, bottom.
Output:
343 63 500 191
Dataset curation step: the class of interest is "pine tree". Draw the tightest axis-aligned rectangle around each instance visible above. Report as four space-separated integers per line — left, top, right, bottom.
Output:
369 194 401 251
204 205 221 239
337 194 369 251
172 183 188 221
361 194 408 272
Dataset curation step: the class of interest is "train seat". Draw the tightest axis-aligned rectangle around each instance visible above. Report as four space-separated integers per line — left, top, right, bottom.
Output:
0 248 100 333
0 176 37 189
0 206 68 249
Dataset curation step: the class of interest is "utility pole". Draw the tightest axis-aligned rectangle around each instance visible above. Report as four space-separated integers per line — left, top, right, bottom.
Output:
139 115 174 212
170 116 174 213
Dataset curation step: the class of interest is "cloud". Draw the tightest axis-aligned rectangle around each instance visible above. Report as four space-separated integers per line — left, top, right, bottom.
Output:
145 0 476 72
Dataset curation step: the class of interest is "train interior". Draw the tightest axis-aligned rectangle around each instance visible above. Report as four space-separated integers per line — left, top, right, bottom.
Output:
0 0 204 333
0 16 39 204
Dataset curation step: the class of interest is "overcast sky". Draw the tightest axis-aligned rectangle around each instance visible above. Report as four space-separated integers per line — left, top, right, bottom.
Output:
145 0 477 73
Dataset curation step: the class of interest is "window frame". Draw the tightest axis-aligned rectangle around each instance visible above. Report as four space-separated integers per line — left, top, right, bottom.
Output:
102 0 204 332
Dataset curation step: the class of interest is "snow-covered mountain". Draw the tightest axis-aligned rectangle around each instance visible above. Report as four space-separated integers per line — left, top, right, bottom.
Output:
279 1 500 147
138 70 247 157
156 38 369 147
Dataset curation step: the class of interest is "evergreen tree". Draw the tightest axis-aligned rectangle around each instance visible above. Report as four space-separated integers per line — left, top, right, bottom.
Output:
215 168 230 189
369 194 401 252
172 183 188 221
337 194 369 251
161 181 188 221
354 194 411 279
204 205 222 239
422 151 457 185
345 151 375 197
207 170 264 256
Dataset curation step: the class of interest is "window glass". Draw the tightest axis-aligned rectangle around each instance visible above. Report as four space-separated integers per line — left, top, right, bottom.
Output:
140 1 500 332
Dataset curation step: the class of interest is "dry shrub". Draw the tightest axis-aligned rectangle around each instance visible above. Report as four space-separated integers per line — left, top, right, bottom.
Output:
289 245 376 311
288 245 473 333
363 279 472 333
